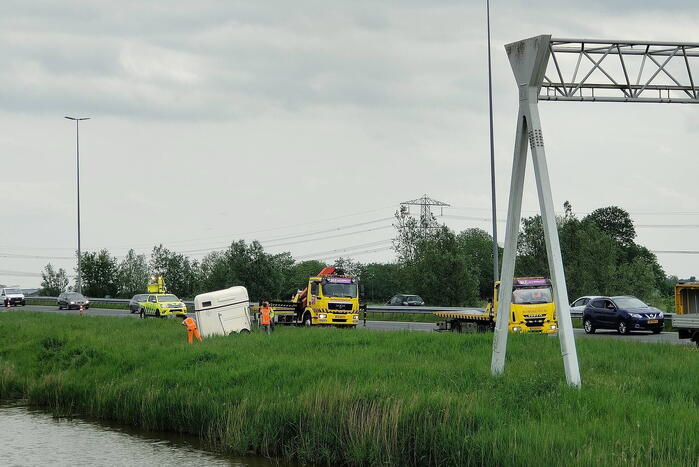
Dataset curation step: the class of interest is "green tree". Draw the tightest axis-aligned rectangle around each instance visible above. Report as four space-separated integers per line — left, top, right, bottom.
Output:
411 226 479 306
515 215 549 278
583 206 636 247
332 257 362 277
358 262 405 303
40 263 69 296
392 206 425 263
282 260 327 298
117 249 150 298
79 249 119 297
457 228 497 299
198 240 292 301
150 245 200 298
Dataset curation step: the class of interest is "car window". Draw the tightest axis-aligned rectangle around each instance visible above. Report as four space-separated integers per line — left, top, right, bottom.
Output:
572 298 584 307
604 300 616 310
590 299 604 308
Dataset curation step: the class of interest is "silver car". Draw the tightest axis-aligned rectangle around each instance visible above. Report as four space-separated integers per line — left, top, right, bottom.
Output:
570 296 600 315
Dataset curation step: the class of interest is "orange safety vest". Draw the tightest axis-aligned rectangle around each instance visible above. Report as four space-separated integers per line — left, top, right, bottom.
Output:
182 317 197 331
260 307 271 325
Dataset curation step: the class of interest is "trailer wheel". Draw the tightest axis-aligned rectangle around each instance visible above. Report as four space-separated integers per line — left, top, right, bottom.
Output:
240 329 250 334
452 321 462 333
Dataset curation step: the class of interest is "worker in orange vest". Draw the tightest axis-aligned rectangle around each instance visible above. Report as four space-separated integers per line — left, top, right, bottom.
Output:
259 301 272 335
181 315 202 344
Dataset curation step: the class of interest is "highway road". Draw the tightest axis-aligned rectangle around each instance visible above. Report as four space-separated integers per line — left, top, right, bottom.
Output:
7 305 692 345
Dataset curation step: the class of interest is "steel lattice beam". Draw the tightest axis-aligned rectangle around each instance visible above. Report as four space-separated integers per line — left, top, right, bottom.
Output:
539 38 699 103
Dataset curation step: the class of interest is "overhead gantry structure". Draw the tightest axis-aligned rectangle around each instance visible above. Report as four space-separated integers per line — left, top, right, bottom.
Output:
491 35 699 387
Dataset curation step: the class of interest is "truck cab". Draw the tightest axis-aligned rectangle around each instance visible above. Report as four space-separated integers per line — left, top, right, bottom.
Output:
272 267 360 327
492 277 557 334
302 274 360 326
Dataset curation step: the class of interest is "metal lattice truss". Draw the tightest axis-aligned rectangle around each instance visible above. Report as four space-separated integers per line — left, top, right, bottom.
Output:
540 38 699 103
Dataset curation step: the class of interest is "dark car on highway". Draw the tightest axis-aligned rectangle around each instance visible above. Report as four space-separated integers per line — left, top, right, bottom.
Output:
583 296 664 335
129 294 148 313
57 292 90 310
387 294 425 306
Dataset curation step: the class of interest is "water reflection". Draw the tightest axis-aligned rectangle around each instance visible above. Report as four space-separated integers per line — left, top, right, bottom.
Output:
0 404 278 466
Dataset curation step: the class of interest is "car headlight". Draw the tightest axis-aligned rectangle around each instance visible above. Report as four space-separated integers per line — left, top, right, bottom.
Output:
658 312 664 318
319 313 327 319
70 301 75 304
629 313 642 318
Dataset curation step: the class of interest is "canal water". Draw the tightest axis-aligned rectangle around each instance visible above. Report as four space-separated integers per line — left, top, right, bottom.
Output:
0 404 280 466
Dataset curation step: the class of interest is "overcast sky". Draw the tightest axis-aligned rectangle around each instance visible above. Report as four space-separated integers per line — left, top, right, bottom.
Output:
2 1 698 289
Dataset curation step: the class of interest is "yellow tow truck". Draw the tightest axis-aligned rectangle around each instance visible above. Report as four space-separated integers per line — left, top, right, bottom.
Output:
267 267 361 327
137 275 188 319
435 277 557 333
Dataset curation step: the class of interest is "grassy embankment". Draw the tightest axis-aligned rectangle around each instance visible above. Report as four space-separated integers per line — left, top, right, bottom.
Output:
1 312 697 466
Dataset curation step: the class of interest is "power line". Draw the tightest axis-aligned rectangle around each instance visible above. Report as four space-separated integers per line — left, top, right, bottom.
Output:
0 253 74 260
96 205 398 250
652 250 699 255
311 246 394 262
181 224 395 256
293 240 393 260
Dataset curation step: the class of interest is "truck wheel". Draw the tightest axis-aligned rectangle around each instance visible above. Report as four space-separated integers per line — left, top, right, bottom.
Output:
303 313 312 326
583 318 595 334
617 320 629 335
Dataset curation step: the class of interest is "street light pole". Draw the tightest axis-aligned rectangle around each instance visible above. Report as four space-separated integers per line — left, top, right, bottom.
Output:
65 116 90 294
486 0 499 282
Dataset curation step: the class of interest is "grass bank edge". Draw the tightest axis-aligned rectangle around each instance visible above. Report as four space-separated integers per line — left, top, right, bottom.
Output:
1 313 697 466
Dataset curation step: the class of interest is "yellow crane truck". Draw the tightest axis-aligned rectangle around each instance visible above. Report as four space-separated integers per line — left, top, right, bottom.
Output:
673 282 699 347
435 277 558 333
268 267 360 327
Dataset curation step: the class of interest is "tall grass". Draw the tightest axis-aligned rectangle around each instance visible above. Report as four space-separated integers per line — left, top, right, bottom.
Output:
1 312 697 465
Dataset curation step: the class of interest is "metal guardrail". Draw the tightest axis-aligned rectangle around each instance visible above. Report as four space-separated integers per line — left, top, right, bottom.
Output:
25 297 674 319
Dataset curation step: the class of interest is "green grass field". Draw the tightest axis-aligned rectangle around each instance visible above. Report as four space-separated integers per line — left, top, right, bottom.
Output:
1 312 697 465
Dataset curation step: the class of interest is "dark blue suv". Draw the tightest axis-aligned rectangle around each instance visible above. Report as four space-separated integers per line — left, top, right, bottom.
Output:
583 296 664 335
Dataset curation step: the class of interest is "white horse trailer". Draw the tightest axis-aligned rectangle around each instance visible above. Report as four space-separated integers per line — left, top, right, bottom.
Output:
194 286 251 337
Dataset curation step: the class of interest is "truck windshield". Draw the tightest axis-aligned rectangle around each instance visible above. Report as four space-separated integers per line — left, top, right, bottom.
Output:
512 287 552 304
322 283 357 298
157 295 179 302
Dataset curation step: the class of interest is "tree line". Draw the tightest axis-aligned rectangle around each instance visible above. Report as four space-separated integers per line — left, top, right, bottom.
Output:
40 204 684 309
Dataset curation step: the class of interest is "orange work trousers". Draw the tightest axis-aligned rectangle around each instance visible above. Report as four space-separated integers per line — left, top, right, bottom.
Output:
187 328 202 344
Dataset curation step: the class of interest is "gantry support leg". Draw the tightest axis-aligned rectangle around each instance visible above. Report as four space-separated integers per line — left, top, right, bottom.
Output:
491 103 581 387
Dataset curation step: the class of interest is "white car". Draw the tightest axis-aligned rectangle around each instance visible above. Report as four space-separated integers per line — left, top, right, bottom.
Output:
570 296 600 315
1 288 25 307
